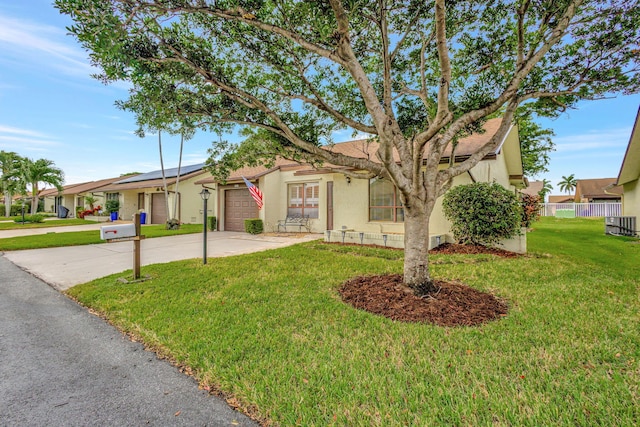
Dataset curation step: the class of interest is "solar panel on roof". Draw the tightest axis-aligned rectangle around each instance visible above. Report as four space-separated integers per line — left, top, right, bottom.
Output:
115 163 205 183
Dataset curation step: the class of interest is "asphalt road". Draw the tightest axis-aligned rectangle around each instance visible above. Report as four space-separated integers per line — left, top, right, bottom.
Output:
0 255 257 426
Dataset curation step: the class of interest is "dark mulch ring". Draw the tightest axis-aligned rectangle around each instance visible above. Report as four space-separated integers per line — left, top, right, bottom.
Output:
339 274 509 327
429 242 522 258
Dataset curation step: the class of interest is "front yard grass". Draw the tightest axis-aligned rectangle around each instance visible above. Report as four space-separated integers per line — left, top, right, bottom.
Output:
0 218 94 229
67 217 639 426
0 224 201 251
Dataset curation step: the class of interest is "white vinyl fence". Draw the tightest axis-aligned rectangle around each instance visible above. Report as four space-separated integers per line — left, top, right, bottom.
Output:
538 203 622 218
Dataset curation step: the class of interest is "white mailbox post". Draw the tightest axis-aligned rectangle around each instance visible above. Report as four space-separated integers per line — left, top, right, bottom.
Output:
100 223 137 240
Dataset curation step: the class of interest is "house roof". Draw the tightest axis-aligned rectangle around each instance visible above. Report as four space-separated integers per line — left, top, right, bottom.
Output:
617 107 640 186
194 158 309 185
39 175 132 197
115 163 205 184
548 195 574 203
195 118 525 186
574 178 622 201
521 180 543 197
95 168 208 192
323 117 509 161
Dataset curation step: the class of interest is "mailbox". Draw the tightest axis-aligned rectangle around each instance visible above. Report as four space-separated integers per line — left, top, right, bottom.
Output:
100 223 137 240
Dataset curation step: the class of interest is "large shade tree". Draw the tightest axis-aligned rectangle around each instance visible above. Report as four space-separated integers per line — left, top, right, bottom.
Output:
57 0 639 294
19 158 65 214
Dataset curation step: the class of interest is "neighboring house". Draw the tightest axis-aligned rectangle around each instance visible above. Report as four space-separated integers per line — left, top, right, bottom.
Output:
194 117 527 250
616 107 640 219
92 163 209 224
574 178 622 203
40 176 133 217
548 195 574 203
522 180 543 198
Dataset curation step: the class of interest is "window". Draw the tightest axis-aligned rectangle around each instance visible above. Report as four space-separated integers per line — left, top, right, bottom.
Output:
369 178 404 222
106 192 119 202
288 182 319 218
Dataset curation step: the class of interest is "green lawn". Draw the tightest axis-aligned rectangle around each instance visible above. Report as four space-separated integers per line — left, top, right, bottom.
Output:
0 218 96 230
67 217 639 426
0 224 201 251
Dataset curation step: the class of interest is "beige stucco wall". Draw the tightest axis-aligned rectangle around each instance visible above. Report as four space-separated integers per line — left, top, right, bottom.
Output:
622 179 639 218
239 147 522 248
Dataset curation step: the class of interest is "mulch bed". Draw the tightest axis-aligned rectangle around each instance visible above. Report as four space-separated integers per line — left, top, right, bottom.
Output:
429 242 521 258
338 243 516 327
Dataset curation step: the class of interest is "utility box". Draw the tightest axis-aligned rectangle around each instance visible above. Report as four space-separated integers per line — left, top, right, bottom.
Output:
605 216 637 237
100 223 137 240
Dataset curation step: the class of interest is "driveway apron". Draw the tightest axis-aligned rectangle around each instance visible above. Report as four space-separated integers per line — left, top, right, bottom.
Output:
0 255 257 426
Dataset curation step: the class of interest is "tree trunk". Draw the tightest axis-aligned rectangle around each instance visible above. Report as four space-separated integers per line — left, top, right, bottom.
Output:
30 186 38 214
3 192 11 216
403 203 437 296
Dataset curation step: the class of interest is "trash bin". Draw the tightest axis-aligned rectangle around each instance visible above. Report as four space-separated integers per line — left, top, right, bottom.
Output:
57 205 69 218
140 212 147 224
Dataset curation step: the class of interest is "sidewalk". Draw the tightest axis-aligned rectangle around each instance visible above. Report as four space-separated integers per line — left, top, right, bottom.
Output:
3 231 320 290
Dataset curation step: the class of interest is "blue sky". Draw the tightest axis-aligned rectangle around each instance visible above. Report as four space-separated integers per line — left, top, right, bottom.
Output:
1 1 639 195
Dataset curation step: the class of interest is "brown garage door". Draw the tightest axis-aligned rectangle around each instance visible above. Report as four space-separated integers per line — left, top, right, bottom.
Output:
151 193 166 224
225 189 259 232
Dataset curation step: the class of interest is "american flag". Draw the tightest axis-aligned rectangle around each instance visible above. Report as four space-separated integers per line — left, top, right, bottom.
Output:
242 176 264 209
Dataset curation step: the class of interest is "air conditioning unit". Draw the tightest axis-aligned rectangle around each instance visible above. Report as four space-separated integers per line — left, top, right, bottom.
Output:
605 216 637 237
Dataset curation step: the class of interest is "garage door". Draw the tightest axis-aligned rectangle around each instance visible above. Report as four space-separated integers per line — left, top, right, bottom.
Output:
225 189 259 232
151 193 167 224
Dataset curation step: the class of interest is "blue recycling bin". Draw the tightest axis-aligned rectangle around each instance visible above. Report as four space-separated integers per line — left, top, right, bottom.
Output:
140 212 147 224
110 211 118 221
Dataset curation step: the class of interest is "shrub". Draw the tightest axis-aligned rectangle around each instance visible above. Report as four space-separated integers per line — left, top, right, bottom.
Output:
10 204 24 216
244 218 263 234
105 200 120 213
14 214 45 223
442 182 522 246
0 204 4 217
208 216 217 231
520 193 541 228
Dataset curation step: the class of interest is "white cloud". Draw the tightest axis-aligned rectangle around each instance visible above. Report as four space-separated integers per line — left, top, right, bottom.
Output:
0 13 94 78
0 125 60 153
554 127 632 152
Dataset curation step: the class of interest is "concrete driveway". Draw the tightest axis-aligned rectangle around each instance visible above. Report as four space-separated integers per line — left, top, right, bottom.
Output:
3 229 319 291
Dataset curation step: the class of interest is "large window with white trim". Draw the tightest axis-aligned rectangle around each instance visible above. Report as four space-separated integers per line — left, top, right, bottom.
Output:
287 182 319 218
369 178 404 222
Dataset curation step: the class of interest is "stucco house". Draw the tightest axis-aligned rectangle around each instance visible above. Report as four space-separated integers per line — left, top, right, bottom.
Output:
41 175 133 217
194 117 527 251
91 163 209 224
616 107 640 219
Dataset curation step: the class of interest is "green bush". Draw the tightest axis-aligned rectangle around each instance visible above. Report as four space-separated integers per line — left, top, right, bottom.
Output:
442 182 522 245
10 204 25 216
105 199 120 213
244 218 263 234
13 214 45 223
0 204 4 216
208 216 217 231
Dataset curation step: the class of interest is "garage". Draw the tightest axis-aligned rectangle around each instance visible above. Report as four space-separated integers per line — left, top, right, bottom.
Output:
224 189 259 232
151 193 167 224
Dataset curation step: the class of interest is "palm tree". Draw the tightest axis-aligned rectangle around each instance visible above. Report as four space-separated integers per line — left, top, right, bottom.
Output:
538 178 553 201
558 174 577 194
19 158 65 214
0 151 24 216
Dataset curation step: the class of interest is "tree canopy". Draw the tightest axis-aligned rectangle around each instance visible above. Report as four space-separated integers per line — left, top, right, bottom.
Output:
56 0 639 292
